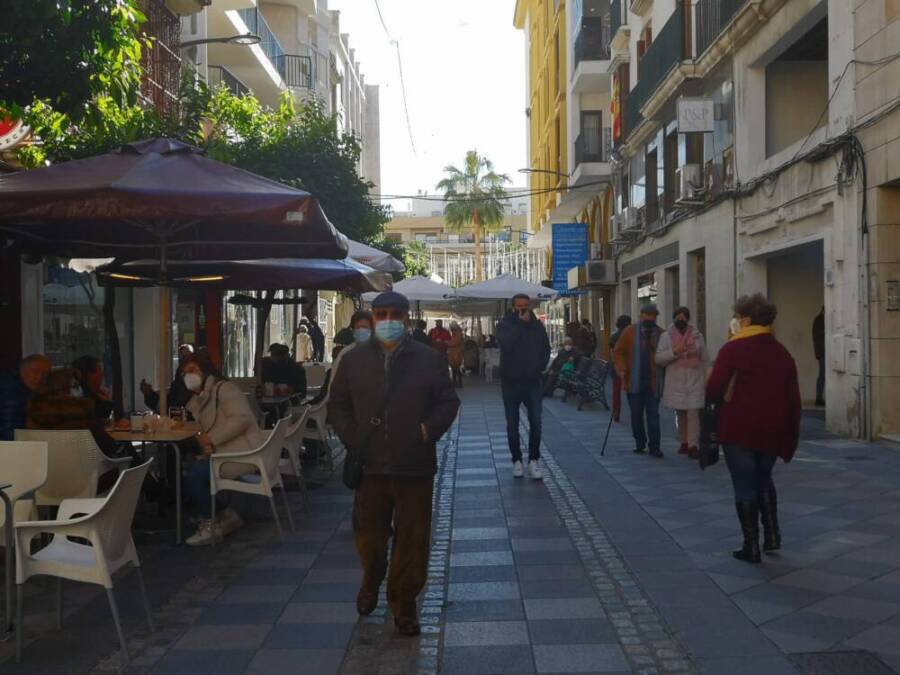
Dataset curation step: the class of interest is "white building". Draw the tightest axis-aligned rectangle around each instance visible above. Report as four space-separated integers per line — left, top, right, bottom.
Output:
607 0 900 441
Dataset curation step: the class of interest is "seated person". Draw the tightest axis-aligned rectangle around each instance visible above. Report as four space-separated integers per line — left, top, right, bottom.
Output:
0 353 51 440
27 368 124 490
71 354 114 421
260 343 307 398
542 337 581 397
182 352 265 546
141 343 194 413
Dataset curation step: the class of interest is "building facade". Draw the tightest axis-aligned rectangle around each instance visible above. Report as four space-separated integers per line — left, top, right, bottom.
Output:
604 0 900 441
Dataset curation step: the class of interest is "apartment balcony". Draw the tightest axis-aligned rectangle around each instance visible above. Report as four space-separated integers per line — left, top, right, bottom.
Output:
629 0 652 16
572 127 612 186
276 54 314 90
696 0 750 57
609 0 630 55
138 0 182 118
623 4 685 137
572 18 612 93
207 65 251 97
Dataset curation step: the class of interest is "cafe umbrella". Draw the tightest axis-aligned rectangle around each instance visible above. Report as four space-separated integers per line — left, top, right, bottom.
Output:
0 138 350 412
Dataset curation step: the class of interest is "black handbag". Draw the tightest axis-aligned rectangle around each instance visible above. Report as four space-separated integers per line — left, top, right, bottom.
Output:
698 401 721 470
341 393 389 490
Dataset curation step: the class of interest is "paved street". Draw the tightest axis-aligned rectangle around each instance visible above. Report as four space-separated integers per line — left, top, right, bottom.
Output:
3 378 900 674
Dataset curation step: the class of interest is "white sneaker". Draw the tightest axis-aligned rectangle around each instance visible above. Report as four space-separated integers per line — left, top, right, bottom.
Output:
512 461 524 478
529 460 543 481
218 508 244 536
186 519 223 546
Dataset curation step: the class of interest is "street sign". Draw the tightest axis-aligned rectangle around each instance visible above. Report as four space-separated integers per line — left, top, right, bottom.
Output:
677 97 715 133
551 223 588 297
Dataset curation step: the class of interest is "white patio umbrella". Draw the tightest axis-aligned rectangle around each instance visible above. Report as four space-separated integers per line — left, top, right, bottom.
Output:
456 274 558 304
362 275 455 313
348 239 405 273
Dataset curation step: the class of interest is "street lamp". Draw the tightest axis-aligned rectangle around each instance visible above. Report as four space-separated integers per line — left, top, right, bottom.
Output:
180 34 261 49
518 167 570 178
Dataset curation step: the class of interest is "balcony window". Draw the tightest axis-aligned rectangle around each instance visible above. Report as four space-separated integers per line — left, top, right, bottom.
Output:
207 66 251 97
139 0 182 118
575 111 610 165
237 8 285 73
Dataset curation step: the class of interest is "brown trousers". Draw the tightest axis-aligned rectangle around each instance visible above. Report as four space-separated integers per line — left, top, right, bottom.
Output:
352 475 433 620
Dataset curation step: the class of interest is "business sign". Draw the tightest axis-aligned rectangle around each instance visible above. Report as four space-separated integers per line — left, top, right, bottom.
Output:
0 113 29 151
677 97 715 133
551 222 588 297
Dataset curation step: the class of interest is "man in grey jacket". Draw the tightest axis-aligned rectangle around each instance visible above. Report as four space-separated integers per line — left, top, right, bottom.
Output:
328 291 460 637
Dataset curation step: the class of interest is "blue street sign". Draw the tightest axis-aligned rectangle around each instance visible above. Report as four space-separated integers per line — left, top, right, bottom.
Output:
551 223 588 297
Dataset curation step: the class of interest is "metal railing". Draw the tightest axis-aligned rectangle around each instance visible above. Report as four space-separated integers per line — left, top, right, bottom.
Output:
696 0 748 57
138 0 181 118
575 127 612 166
207 65 251 97
624 4 685 135
237 7 285 74
574 18 612 67
276 54 313 90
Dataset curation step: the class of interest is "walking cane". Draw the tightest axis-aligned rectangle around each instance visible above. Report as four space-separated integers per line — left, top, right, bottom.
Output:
600 408 615 457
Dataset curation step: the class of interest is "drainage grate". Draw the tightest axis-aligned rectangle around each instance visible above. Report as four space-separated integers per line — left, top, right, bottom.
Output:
790 651 897 675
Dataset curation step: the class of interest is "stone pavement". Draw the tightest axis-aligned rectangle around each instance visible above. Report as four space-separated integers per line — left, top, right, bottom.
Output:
2 378 900 674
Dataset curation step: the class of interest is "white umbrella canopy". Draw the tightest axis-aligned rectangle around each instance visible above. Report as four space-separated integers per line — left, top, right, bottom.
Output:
456 274 559 303
362 275 455 312
348 239 405 273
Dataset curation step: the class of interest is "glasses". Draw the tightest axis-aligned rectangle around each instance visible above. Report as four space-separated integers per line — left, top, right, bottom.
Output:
373 309 406 321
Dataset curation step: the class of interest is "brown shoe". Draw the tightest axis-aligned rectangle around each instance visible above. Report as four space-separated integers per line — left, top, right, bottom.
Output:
394 617 421 637
678 444 689 455
356 589 378 616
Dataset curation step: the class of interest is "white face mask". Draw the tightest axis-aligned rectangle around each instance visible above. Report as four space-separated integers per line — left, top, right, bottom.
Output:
184 373 204 392
729 318 742 336
70 385 83 398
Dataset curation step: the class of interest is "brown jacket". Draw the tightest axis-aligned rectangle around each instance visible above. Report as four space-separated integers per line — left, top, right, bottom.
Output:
327 337 460 478
612 323 662 396
447 330 464 369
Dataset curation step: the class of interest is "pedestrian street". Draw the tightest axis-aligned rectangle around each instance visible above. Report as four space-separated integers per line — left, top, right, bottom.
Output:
3 380 900 675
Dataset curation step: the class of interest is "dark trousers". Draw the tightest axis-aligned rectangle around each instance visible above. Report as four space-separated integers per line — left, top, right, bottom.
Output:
184 459 221 517
627 389 660 451
723 445 777 502
501 378 543 463
816 358 825 402
611 374 622 421
353 475 433 620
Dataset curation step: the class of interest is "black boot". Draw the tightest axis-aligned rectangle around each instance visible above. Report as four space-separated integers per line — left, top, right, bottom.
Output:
759 484 782 552
733 501 762 563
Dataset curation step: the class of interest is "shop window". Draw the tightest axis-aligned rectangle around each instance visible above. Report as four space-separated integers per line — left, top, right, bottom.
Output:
637 272 658 306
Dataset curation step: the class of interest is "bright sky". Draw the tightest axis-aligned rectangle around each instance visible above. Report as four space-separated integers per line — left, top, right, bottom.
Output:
327 0 527 208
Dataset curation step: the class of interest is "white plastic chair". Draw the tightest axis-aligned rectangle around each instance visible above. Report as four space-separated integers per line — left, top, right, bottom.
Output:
243 391 270 429
14 429 131 508
0 441 49 545
280 410 310 510
209 418 295 542
14 459 155 664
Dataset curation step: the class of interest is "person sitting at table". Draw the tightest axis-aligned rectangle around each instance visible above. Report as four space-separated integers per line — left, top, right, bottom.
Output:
182 352 265 546
27 368 125 491
542 337 581 397
140 343 194 413
72 354 115 421
260 343 307 398
0 353 51 441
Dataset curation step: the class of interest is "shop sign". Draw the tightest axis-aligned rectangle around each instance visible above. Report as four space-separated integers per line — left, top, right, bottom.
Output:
551 223 588 297
0 114 30 151
676 97 714 133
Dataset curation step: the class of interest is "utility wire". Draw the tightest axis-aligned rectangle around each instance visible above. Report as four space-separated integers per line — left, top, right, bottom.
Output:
372 0 417 157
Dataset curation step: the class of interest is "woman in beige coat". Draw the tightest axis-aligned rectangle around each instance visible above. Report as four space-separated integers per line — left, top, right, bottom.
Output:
183 353 265 545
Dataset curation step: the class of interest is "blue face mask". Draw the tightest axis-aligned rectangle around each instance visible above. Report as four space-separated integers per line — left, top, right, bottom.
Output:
353 328 372 343
375 320 406 344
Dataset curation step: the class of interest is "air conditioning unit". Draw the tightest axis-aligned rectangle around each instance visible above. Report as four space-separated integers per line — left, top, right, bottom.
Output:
675 164 705 205
585 260 616 286
622 206 641 232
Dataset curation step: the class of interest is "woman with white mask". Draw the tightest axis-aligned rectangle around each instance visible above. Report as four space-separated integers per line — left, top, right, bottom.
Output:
182 352 265 546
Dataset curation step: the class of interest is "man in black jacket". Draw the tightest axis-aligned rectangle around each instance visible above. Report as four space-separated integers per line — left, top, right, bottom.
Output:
497 293 551 480
328 291 460 637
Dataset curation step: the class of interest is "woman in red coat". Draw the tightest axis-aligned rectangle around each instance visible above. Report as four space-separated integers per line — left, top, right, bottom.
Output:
706 294 801 563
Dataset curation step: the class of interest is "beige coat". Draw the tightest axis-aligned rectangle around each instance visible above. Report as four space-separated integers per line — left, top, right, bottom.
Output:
187 376 265 477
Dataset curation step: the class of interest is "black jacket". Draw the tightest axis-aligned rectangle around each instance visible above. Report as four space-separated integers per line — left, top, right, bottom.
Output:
0 371 28 441
496 311 552 381
327 338 460 477
812 312 825 360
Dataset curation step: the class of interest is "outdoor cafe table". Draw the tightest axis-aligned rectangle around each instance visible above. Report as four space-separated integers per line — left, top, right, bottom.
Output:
110 424 199 545
1 483 11 639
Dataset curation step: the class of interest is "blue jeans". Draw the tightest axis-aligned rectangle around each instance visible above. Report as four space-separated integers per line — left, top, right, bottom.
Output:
183 459 223 517
723 445 777 502
627 390 660 452
501 378 543 462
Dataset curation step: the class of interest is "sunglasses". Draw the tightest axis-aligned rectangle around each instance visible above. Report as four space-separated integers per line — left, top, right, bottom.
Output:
373 309 406 321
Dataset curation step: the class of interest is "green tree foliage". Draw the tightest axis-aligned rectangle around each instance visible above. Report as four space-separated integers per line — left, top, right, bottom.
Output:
436 151 510 281
400 240 431 278
0 0 146 120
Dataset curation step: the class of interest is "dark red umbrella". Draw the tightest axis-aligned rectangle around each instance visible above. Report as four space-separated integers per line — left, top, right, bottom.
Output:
0 138 348 263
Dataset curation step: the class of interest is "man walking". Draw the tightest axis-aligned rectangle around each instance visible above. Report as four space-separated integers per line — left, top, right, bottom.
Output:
328 291 459 637
613 303 664 458
307 318 326 362
497 293 551 479
428 319 451 355
813 307 825 406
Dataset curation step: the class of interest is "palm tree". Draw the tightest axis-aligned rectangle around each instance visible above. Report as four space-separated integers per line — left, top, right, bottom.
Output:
436 150 511 282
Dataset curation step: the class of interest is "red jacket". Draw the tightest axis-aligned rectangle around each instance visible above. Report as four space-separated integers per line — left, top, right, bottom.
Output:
705 333 801 462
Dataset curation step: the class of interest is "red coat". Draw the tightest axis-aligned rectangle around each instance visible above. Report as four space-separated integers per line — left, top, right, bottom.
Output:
705 333 801 462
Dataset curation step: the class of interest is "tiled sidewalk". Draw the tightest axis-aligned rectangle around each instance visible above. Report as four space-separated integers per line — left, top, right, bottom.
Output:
3 378 900 674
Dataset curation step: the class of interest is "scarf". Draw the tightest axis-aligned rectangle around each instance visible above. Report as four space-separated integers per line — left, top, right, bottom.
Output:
669 326 701 369
729 325 773 342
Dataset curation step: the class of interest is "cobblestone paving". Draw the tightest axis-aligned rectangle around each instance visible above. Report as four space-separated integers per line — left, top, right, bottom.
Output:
4 379 900 674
